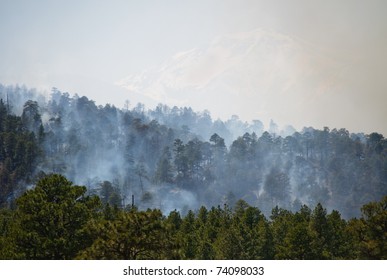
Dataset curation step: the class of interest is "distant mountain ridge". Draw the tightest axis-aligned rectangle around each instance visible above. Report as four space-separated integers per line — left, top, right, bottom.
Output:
1 84 386 219
117 28 343 128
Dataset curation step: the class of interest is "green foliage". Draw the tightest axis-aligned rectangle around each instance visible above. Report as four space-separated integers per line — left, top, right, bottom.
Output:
0 209 20 259
309 203 330 258
0 99 39 207
347 196 387 259
264 168 291 208
0 182 385 259
2 87 386 221
270 203 356 260
154 147 174 184
326 210 351 259
78 208 172 260
282 214 313 259
99 181 122 207
14 174 101 259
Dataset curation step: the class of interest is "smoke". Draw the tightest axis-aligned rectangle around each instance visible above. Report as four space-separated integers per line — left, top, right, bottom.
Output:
0 84 48 115
150 186 199 215
1 84 383 218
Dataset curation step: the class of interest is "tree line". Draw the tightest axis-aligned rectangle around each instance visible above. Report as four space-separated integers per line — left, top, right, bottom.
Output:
0 86 386 219
0 174 385 260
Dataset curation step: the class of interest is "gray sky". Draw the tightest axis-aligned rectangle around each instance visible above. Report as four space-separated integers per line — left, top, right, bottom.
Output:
0 0 386 135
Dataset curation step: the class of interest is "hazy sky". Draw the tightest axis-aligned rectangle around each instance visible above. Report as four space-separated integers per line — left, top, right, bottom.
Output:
0 0 386 134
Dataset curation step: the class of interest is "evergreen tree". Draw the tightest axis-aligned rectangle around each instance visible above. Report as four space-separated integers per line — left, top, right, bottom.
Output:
78 209 171 260
14 174 101 259
154 147 174 184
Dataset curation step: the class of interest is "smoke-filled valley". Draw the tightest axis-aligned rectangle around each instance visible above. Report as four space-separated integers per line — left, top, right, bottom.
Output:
0 84 386 219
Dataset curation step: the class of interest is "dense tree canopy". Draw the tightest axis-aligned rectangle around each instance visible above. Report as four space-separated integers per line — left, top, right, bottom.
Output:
0 173 385 259
14 174 101 259
0 99 39 207
0 85 386 259
1 85 386 218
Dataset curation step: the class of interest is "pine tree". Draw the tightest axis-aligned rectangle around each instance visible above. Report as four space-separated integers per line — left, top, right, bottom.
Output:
15 174 101 259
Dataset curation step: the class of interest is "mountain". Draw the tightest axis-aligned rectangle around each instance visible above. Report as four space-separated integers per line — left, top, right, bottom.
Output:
1 84 386 219
117 28 343 128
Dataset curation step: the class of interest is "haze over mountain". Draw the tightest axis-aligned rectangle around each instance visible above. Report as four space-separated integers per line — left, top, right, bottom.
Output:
116 28 381 134
1 1 386 135
1 1 387 263
1 84 386 220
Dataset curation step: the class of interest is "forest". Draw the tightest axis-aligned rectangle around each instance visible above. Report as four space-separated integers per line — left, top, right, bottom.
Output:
0 174 385 259
0 83 386 259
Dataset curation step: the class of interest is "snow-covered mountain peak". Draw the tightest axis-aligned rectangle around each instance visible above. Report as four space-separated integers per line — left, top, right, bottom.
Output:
117 28 343 127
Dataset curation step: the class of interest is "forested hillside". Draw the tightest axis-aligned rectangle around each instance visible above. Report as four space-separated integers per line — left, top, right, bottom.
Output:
0 174 385 259
0 84 386 219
